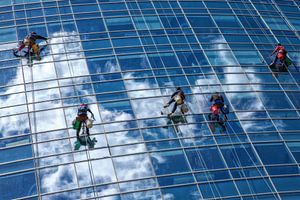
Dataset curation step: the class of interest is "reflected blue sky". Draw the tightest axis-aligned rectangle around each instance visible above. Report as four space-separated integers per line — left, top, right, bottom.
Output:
0 0 300 199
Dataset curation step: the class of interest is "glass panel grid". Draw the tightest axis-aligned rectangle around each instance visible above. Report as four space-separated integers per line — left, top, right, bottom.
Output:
0 0 300 199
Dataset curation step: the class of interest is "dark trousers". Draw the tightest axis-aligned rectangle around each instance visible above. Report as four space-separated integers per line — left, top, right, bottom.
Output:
272 56 287 67
76 121 90 139
167 98 178 113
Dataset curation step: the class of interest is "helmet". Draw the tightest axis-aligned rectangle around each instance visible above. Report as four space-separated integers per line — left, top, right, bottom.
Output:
277 43 281 46
176 87 181 90
24 39 30 47
31 32 36 34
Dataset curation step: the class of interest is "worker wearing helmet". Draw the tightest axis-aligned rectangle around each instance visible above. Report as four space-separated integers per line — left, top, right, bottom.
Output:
75 103 95 140
18 32 47 60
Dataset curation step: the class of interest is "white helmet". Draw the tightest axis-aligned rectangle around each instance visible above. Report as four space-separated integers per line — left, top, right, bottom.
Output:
24 38 30 47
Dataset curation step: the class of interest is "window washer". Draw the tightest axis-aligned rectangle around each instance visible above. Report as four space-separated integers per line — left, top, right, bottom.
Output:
18 32 48 60
164 87 186 116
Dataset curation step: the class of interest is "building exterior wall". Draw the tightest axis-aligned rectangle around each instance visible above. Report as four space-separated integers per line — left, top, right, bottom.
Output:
1 0 300 199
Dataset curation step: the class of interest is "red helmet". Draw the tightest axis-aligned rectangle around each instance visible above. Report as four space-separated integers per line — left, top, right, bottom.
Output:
80 103 88 108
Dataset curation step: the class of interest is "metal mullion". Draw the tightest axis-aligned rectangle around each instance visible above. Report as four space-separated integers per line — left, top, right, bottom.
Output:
0 127 248 155
250 0 300 54
171 1 242 197
0 118 240 147
247 0 300 165
96 1 125 198
208 2 282 198
68 1 100 198
48 0 86 197
177 2 243 198
191 1 279 198
270 0 300 39
229 0 300 170
17 4 44 200
153 1 219 198
2 74 300 97
124 1 167 199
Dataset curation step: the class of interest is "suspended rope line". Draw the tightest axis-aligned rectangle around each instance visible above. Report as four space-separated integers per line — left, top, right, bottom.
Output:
48 0 86 196
243 0 300 117
244 0 300 82
18 7 43 200
162 1 231 198
175 1 280 199
66 2 100 197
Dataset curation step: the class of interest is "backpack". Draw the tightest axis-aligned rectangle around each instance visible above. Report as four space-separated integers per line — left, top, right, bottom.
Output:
285 57 292 66
221 105 229 114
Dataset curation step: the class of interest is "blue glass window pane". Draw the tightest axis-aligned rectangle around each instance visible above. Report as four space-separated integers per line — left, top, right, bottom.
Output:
73 4 99 13
119 178 157 192
176 51 209 67
224 35 252 43
233 51 263 65
0 145 32 163
286 92 300 109
0 160 34 174
158 174 194 186
258 92 293 109
147 53 180 69
263 17 291 30
254 143 295 165
151 150 190 175
146 140 181 151
288 18 300 31
267 165 300 176
113 154 154 181
235 178 274 195
94 81 125 93
241 120 277 132
272 176 300 192
0 1 10 6
179 1 205 9
280 192 300 199
0 171 37 200
238 16 267 29
0 27 16 43
186 147 226 170
100 2 126 11
286 142 300 162
195 170 231 182
112 37 141 47
227 93 263 110
133 16 162 30
122 190 161 200
101 101 133 116
187 16 216 28
249 132 281 142
231 167 265 178
221 144 259 167
200 181 238 198
82 39 111 50
106 17 134 31
118 54 150 70
87 57 120 73
206 51 238 66
76 18 105 33
162 185 201 200
160 16 189 28
274 119 300 131
213 15 242 28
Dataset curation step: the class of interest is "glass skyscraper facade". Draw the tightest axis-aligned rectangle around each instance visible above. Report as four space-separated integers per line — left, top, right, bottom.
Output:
1 0 300 199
